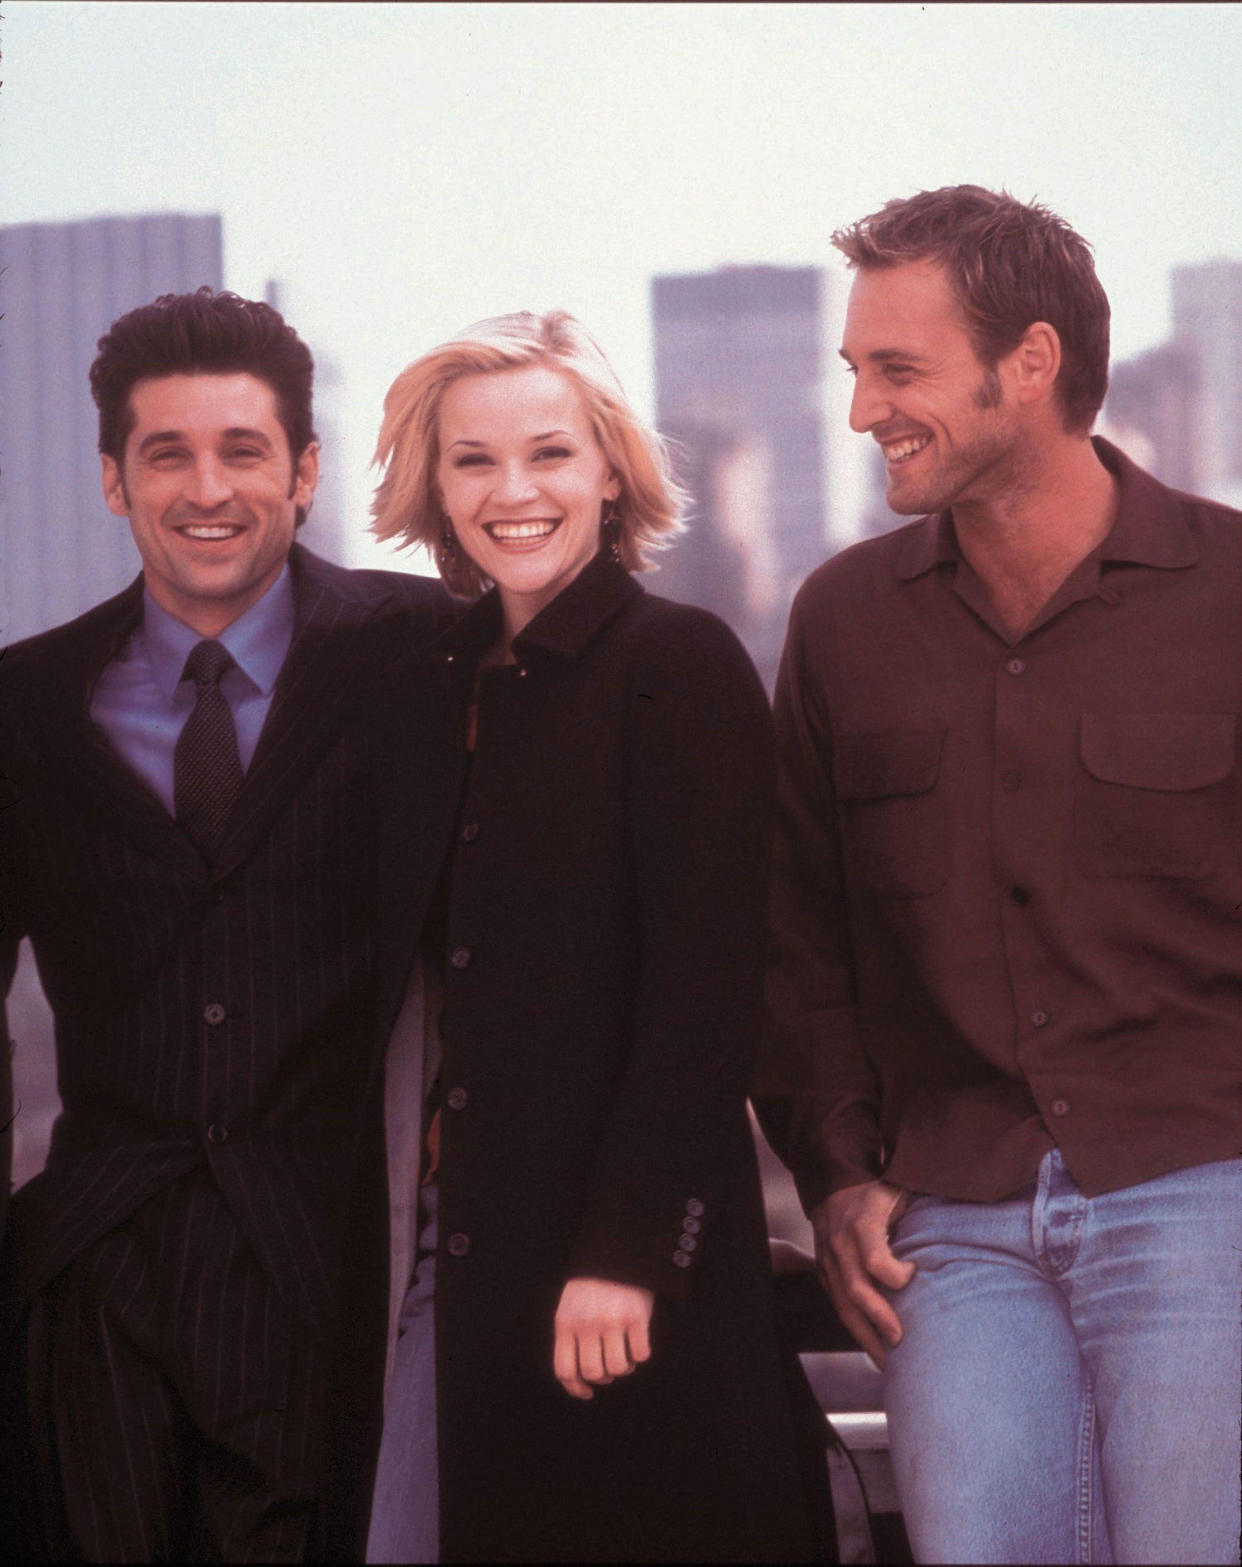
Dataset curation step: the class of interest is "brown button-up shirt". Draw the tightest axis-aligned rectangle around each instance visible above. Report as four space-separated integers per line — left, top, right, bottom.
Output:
757 439 1242 1209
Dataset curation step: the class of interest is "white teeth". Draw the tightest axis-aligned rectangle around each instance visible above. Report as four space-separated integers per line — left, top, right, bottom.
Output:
883 434 932 463
489 520 557 540
182 525 241 539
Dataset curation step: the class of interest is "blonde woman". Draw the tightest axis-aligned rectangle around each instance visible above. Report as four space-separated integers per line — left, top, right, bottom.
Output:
360 312 829 1563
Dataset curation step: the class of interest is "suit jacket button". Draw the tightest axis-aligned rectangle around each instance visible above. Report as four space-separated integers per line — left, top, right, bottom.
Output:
207 1124 229 1145
447 1232 471 1257
449 947 471 970
678 1234 698 1251
460 821 479 843
203 1002 227 1025
673 1250 692 1268
446 1086 468 1111
685 1198 705 1217
682 1216 701 1234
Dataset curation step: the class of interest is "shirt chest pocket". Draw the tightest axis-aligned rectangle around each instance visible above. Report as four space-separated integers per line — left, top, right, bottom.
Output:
1075 713 1236 880
834 728 950 899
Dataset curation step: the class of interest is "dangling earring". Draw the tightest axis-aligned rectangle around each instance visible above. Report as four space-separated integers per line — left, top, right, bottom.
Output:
602 501 623 564
439 514 458 567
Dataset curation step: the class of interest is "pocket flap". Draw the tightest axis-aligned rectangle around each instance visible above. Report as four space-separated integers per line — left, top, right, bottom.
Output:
835 728 946 801
1079 713 1236 791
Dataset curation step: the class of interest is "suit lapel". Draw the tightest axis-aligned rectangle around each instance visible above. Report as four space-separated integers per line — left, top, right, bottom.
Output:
25 580 207 882
211 546 411 883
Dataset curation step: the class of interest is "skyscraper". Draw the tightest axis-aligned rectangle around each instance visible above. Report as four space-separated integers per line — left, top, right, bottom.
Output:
1170 258 1242 504
1101 342 1200 492
0 212 223 644
651 264 830 688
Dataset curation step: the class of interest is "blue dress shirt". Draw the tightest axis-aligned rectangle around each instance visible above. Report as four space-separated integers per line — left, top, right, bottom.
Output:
90 567 296 817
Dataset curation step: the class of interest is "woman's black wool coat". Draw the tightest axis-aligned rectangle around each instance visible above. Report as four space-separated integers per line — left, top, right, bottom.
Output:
362 554 832 1563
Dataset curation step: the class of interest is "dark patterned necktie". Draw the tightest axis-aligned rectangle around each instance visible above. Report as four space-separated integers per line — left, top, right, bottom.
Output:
174 639 243 858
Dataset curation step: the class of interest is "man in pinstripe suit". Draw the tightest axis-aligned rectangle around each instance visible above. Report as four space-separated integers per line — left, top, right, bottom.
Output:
0 289 454 1560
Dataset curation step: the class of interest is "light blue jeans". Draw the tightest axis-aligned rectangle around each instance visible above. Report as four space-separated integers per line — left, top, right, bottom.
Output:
366 1184 439 1564
882 1150 1242 1565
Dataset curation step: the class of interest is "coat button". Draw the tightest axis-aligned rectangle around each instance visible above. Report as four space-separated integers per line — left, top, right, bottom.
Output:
1000 770 1022 792
681 1216 701 1234
446 1086 468 1111
685 1198 705 1217
1011 887 1030 906
207 1123 229 1145
516 665 528 678
449 946 472 970
673 1250 692 1268
203 1002 227 1025
1006 657 1027 676
678 1234 698 1251
460 821 479 843
1050 1097 1070 1117
447 1233 471 1256
1031 1009 1049 1027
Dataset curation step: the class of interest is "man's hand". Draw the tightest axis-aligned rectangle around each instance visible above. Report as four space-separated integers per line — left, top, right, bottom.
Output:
553 1277 654 1401
812 1180 914 1367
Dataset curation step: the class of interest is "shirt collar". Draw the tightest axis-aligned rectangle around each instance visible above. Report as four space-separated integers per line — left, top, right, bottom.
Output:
894 436 1200 582
141 564 295 706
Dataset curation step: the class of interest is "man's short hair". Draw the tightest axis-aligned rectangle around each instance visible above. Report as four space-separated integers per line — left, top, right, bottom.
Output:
832 185 1110 434
90 287 317 465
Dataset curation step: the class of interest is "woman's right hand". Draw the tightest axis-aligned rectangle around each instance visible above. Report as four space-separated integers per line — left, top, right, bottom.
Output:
553 1276 654 1400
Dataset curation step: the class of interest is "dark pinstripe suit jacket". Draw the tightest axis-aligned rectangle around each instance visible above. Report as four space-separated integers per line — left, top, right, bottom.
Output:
0 545 455 1345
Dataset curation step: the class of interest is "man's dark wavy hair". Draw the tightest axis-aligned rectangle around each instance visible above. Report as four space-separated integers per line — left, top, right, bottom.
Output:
90 287 317 521
832 185 1110 434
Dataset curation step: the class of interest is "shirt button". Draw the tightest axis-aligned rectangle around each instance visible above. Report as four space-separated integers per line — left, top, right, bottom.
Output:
460 821 479 843
1006 657 1027 676
207 1123 229 1145
449 946 472 971
685 1198 705 1217
673 1250 693 1268
1000 770 1023 792
1050 1097 1070 1117
1031 1009 1049 1027
447 1233 471 1257
1010 887 1030 906
446 1086 468 1111
203 1002 227 1026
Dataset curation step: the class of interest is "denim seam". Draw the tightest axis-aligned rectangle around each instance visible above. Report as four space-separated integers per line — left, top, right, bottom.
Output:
1076 1381 1097 1564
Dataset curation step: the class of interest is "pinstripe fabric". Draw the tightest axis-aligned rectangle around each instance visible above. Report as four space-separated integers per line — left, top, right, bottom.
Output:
0 546 455 1557
28 1172 325 1561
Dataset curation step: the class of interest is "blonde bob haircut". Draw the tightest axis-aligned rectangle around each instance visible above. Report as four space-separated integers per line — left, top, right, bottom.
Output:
371 310 686 598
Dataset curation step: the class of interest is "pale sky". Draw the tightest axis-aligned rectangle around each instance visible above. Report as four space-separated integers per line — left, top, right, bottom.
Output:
4 1 1241 566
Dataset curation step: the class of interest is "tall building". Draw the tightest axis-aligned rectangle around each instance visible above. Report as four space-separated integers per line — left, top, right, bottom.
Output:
1101 342 1200 492
1170 259 1242 504
652 265 830 688
0 212 223 645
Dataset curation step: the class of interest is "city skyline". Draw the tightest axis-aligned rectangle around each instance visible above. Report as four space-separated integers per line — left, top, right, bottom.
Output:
4 3 1240 572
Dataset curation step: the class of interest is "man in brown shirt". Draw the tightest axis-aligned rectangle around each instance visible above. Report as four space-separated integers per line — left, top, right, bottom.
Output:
758 185 1242 1564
